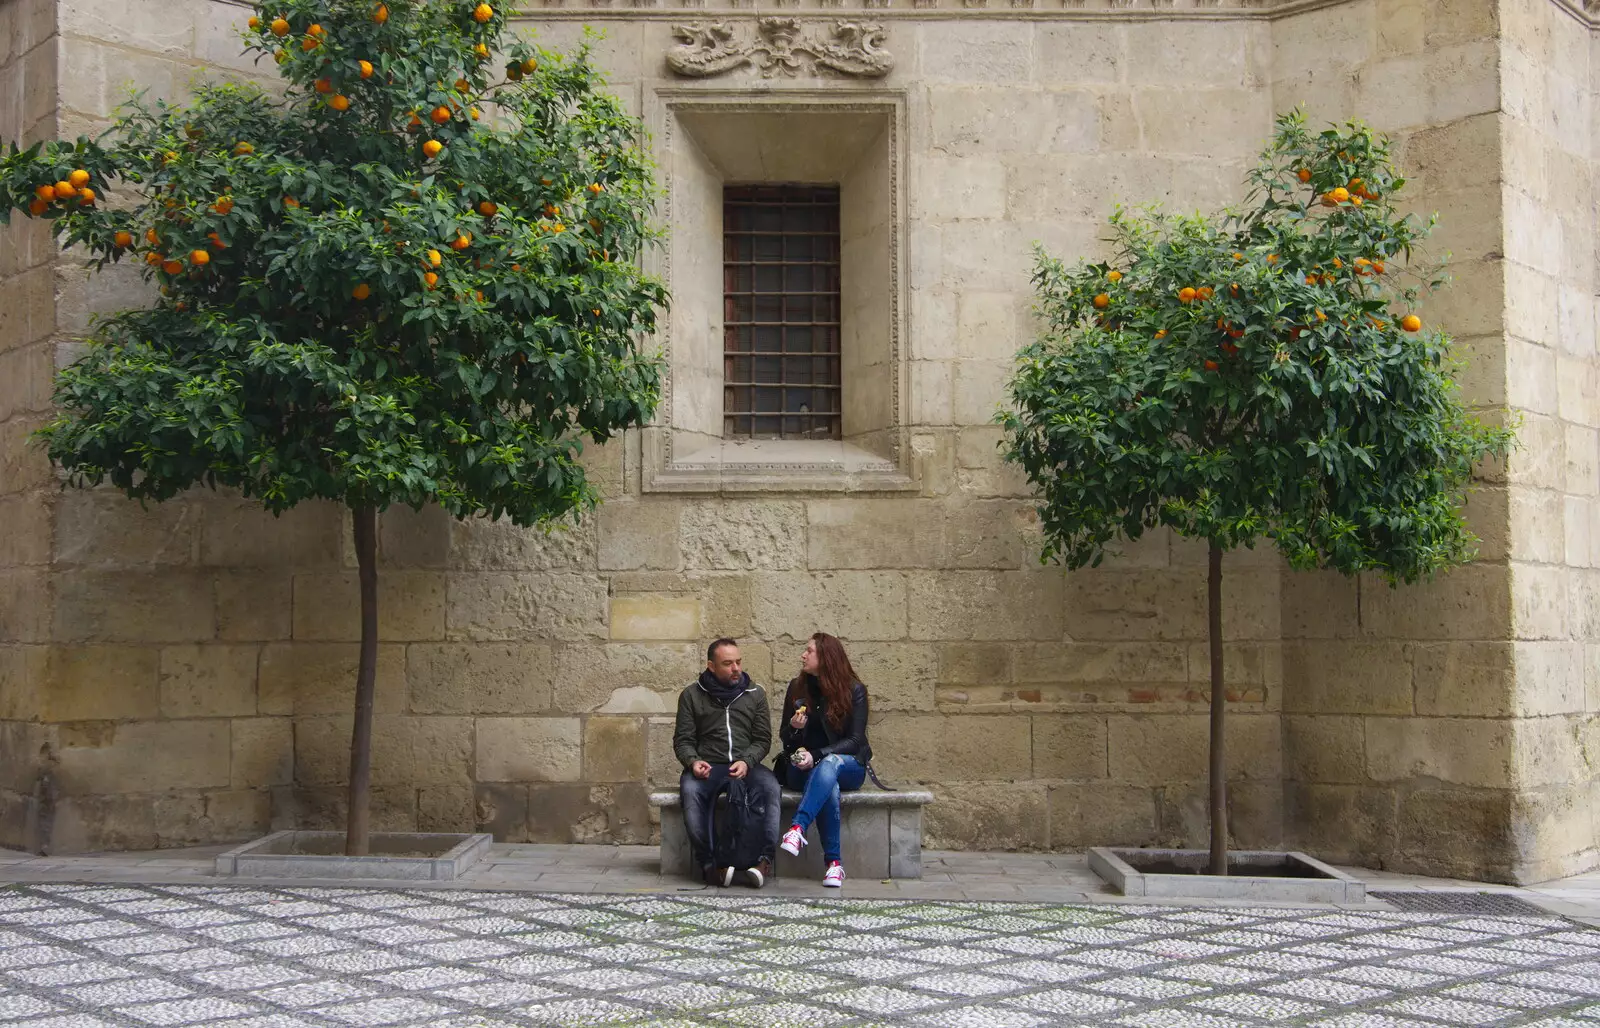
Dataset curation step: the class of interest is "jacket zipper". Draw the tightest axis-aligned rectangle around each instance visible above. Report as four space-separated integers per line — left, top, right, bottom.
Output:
724 705 733 763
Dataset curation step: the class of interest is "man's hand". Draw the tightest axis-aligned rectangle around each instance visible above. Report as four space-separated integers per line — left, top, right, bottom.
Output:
691 760 711 779
729 760 748 779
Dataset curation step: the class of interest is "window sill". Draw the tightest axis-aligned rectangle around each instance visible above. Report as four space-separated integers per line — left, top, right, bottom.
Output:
642 433 917 494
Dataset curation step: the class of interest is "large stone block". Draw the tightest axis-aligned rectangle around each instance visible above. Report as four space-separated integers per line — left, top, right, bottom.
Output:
1282 715 1367 784
751 571 908 642
158 644 259 718
446 573 607 641
52 569 216 643
919 22 1035 84
924 783 1047 850
1032 715 1108 780
476 717 581 782
908 571 1062 641
201 499 342 568
294 715 472 788
598 501 680 571
450 516 598 570
473 782 529 840
1395 787 1514 881
806 499 944 570
46 794 158 853
938 643 1014 687
1063 570 1202 641
526 783 649 844
407 643 554 715
1412 641 1517 716
1359 565 1512 640
1282 642 1414 715
550 642 700 714
1280 571 1360 639
53 490 198 566
1046 783 1160 849
231 717 291 789
680 502 805 571
37 645 159 722
1284 782 1397 868
417 785 475 834
582 717 646 782
215 571 292 642
379 504 451 569
1014 642 1188 684
609 593 701 642
842 642 937 712
1365 716 1513 788
1107 714 1279 785
153 790 270 847
292 571 445 642
258 643 407 716
56 720 231 795
871 714 1032 781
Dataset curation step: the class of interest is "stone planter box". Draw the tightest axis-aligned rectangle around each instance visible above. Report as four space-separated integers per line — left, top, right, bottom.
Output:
215 831 493 881
1089 847 1366 904
651 789 932 879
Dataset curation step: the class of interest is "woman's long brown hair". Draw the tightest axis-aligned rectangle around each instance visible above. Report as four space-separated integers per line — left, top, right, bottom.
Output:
792 632 860 731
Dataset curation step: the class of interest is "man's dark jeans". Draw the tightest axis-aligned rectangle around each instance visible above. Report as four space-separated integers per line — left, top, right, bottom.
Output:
679 763 782 870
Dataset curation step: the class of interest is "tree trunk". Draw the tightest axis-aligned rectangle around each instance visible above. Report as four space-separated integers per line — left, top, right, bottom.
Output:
345 505 379 856
1207 538 1228 876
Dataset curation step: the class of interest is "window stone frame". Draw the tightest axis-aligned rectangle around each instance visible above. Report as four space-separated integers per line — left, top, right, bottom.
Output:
641 88 914 494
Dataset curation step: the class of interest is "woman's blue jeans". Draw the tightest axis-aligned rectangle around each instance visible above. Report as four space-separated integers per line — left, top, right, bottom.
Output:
784 753 866 863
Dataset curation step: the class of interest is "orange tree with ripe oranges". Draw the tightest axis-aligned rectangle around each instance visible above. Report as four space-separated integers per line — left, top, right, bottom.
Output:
0 0 667 855
999 111 1512 877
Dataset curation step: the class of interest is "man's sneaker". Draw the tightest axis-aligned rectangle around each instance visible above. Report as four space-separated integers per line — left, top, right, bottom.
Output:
823 861 845 888
746 857 772 888
779 825 806 857
704 865 734 887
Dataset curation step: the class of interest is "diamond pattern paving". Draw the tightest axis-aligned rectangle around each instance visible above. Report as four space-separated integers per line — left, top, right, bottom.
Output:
0 884 1593 1025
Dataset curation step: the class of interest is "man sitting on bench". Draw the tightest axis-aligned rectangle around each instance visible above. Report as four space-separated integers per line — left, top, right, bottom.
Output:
673 638 782 888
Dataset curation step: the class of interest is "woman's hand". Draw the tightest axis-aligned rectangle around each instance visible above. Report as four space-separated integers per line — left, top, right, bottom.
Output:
789 704 808 730
792 748 814 771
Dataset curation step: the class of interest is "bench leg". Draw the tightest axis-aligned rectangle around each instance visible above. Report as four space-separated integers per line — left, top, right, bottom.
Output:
889 806 923 880
660 808 690 877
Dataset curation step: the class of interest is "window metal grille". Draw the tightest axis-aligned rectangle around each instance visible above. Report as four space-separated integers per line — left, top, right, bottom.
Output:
723 184 842 440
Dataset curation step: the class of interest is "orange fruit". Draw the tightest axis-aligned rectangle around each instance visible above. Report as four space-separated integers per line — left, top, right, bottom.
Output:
329 94 350 111
33 184 53 201
53 181 75 200
1401 314 1421 332
1266 254 1277 263
77 187 95 204
373 3 388 21
521 58 536 73
470 106 480 120
1354 257 1370 267
1177 287 1197 303
270 16 289 35
511 263 521 272
424 271 438 288
1106 270 1122 283
308 22 324 35
283 195 300 208
68 169 90 188
587 182 603 194
248 15 260 28
426 248 442 267
431 105 451 124
552 222 564 233
478 201 497 216
474 43 490 59
275 49 288 63
145 227 160 244
506 63 523 81
314 77 332 93
1092 293 1109 309
190 249 210 265
1154 329 1167 339
1331 258 1343 269
162 260 183 274
1348 178 1363 192
473 2 493 21
208 232 225 247
145 252 162 266
1351 196 1363 206
1296 168 1311 182
214 197 234 215
352 283 371 300
301 35 319 50
1228 283 1240 296
1330 187 1350 203
234 141 254 155
454 77 470 93
422 139 443 158
1232 252 1243 261
1197 286 1214 300
358 59 374 79
540 176 552 186
1315 309 1327 322
450 232 471 250
1372 260 1385 274
113 230 132 248
1204 360 1219 371
27 198 47 216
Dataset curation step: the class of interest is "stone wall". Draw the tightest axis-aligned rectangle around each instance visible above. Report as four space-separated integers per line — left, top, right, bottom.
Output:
3 0 1588 882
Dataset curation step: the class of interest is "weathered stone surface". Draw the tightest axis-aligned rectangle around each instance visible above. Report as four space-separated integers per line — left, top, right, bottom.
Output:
201 500 342 568
53 570 216 643
871 714 1032 781
610 593 701 641
525 783 649 844
1282 715 1366 784
680 502 806 571
476 717 582 782
473 782 529 840
751 571 908 641
1365 716 1514 788
407 643 554 715
257 643 407 716
1014 643 1188 684
230 717 292 789
550 643 700 714
843 642 937 712
416 785 475 833
598 501 681 571
1282 642 1414 715
153 790 270 847
47 794 158 853
215 572 292 642
450 516 598 570
292 572 445 642
159 644 259 718
582 717 646 782
379 504 452 569
1032 715 1108 780
1047 783 1160 849
938 643 1014 687
294 715 472 788
1107 714 1279 785
1395 787 1514 881
925 783 1047 850
446 573 607 641
908 571 1062 641
37 645 159 722
54 490 198 566
56 720 231 795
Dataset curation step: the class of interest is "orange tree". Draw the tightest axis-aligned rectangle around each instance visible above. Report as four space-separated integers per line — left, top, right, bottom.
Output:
0 0 666 854
999 111 1512 875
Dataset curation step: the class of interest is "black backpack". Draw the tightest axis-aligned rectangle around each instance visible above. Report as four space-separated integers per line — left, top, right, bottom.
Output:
713 777 768 871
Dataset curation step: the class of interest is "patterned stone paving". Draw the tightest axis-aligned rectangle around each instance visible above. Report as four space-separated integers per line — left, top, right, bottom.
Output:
0 883 1596 1026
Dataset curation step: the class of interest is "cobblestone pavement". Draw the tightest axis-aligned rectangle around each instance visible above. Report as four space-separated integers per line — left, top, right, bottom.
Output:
0 883 1598 1026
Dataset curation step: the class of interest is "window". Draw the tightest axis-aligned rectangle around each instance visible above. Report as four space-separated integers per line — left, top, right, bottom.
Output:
722 185 842 440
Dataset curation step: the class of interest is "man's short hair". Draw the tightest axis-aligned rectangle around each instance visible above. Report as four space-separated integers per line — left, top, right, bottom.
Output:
707 637 739 662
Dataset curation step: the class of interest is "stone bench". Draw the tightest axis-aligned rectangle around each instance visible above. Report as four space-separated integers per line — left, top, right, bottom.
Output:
650 788 933 880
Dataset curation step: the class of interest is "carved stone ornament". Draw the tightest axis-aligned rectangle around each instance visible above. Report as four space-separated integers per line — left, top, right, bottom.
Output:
665 18 894 78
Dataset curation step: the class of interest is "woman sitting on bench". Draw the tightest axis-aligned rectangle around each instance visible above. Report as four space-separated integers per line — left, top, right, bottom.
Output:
775 632 872 888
